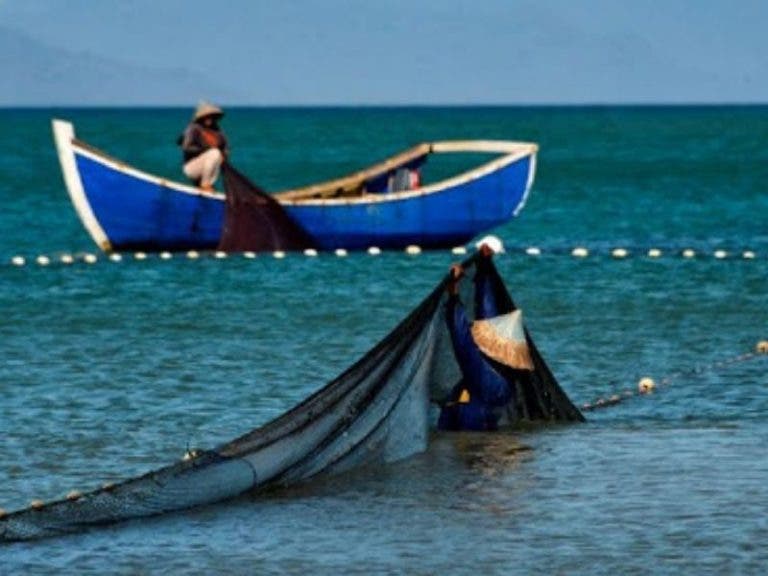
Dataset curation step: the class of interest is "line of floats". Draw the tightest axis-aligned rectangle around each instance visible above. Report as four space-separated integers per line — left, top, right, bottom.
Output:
583 341 768 413
5 243 765 269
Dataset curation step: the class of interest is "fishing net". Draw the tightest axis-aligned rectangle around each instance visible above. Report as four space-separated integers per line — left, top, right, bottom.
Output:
217 163 315 252
0 253 582 542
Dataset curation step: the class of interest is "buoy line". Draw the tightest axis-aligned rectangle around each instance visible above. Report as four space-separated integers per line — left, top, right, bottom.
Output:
581 341 768 412
4 243 765 269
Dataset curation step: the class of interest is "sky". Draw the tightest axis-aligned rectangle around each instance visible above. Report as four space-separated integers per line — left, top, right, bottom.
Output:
1 0 767 105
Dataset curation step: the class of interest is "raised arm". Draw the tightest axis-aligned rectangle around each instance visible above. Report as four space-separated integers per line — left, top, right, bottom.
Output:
445 265 512 407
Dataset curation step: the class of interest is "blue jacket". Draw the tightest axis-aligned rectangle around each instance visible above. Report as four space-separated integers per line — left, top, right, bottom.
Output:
438 270 514 431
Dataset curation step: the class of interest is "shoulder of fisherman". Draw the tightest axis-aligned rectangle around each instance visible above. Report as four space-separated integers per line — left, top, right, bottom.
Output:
180 102 229 162
181 123 228 159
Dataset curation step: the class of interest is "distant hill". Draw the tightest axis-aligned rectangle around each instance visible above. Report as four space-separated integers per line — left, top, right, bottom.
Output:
0 26 239 106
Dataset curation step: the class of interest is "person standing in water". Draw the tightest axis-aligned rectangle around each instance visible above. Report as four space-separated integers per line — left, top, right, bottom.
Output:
438 245 534 431
179 101 229 191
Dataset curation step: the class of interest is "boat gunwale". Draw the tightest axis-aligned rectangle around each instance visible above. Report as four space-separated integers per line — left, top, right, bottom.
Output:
58 119 538 207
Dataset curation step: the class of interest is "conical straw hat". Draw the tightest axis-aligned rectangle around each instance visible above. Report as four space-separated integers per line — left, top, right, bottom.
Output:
193 101 224 121
471 310 534 371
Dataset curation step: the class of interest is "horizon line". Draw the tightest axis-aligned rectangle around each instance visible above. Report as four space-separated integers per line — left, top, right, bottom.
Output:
2 101 768 111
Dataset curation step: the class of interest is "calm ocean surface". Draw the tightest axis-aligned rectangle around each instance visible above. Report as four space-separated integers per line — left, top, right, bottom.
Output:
1 107 767 574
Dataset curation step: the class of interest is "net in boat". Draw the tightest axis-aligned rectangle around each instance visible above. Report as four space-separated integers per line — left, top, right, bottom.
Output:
217 163 315 252
0 253 582 542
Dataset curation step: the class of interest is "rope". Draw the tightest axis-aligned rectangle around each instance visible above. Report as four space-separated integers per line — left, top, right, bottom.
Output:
581 341 768 412
4 243 765 269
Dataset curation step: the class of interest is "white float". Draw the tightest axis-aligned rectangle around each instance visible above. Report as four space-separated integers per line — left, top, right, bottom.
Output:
475 235 505 254
638 377 656 394
571 247 589 258
611 248 628 259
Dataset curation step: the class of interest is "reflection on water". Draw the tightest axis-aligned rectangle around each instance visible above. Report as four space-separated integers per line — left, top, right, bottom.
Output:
442 433 534 516
449 432 533 476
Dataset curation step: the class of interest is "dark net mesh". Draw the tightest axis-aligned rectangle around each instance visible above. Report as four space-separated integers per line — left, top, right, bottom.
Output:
474 257 585 423
0 254 582 542
217 163 315 252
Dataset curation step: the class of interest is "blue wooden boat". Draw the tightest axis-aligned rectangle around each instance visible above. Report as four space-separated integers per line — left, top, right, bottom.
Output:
52 119 538 252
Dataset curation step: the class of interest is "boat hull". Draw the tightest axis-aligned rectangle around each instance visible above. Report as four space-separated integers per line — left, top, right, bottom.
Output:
284 157 533 250
56 120 537 252
76 152 224 250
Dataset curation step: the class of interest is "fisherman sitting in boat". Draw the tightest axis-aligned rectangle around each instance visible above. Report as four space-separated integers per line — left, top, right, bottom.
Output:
438 246 534 431
179 101 229 191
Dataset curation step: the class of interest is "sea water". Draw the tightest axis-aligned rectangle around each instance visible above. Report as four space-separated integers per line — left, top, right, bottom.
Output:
0 107 766 574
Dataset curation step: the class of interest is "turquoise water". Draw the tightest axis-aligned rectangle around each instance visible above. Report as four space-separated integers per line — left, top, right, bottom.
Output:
1 107 767 574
